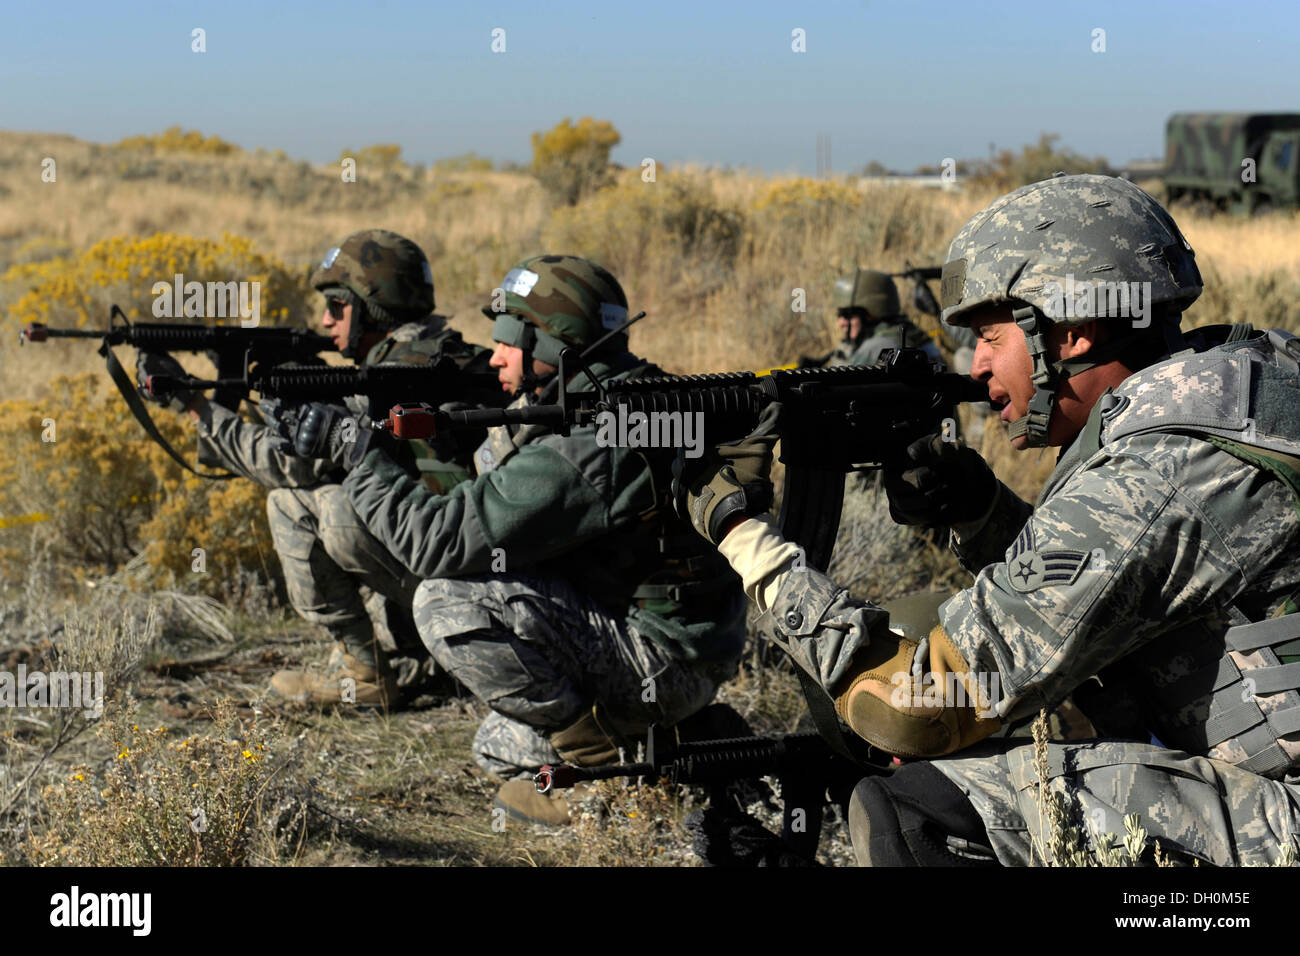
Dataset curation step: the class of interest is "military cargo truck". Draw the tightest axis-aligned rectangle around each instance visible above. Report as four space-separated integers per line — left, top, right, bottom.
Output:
1165 112 1300 213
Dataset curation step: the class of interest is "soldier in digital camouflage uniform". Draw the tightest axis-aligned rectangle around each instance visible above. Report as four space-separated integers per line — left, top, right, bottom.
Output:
678 174 1300 866
821 269 944 368
288 254 748 825
137 229 492 708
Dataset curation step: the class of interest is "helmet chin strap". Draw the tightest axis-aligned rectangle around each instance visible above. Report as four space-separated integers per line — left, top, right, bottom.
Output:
1008 306 1172 446
335 290 370 359
517 344 550 395
1010 306 1057 447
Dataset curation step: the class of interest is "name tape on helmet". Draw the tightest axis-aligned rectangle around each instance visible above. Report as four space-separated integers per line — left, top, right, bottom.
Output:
940 259 967 310
501 268 540 297
600 302 628 330
321 247 341 270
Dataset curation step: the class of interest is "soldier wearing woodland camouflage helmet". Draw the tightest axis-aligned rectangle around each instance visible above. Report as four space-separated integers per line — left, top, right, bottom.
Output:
136 228 493 709
677 174 1300 866
289 254 747 825
820 268 943 368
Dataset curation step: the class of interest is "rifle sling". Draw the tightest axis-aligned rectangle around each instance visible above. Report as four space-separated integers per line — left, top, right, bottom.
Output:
101 342 238 481
793 658 879 767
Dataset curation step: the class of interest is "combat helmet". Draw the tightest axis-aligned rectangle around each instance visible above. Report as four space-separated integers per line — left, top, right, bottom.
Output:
833 269 901 321
939 174 1202 445
483 255 629 387
311 229 435 355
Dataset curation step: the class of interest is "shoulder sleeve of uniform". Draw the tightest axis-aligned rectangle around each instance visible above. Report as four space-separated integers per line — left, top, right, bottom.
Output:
941 432 1296 722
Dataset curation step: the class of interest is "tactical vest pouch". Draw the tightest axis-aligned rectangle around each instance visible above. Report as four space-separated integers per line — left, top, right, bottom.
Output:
1206 611 1300 777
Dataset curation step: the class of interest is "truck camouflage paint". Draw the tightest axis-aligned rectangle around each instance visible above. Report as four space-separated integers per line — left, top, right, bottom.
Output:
1165 112 1300 212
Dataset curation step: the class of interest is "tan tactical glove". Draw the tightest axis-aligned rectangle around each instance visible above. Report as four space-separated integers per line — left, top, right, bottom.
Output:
671 402 781 545
831 624 1002 758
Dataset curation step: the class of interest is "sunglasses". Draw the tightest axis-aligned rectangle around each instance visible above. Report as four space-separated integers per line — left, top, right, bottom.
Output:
325 299 348 320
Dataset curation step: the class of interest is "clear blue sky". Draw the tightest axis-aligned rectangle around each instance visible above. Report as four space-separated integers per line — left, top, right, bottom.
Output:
1 0 1294 173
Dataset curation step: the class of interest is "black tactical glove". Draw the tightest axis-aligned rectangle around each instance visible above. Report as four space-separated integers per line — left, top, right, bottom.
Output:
290 402 376 470
671 402 781 545
136 350 198 413
883 433 998 527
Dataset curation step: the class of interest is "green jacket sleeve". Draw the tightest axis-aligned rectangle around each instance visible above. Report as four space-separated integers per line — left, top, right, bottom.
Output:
342 434 656 579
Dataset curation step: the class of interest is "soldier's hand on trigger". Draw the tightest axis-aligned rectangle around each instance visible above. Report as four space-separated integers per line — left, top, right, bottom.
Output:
671 401 782 546
135 350 199 414
291 402 375 471
883 432 997 527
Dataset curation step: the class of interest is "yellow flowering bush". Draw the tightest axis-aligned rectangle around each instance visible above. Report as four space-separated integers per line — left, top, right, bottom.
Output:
336 143 406 173
0 373 276 596
113 126 241 156
2 232 311 334
753 177 867 224
531 117 622 205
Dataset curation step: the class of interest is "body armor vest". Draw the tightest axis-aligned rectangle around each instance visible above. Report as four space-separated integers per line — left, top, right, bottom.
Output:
1074 327 1300 778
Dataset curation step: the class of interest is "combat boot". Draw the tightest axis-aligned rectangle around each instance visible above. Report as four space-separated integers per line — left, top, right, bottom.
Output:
493 705 639 827
270 641 400 709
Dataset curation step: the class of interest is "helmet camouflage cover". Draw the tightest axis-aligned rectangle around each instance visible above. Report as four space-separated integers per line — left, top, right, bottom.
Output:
483 254 629 366
832 269 901 318
310 229 435 328
940 174 1202 329
939 174 1203 448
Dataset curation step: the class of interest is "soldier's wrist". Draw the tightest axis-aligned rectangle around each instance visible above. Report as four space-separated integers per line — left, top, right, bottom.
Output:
950 480 1002 542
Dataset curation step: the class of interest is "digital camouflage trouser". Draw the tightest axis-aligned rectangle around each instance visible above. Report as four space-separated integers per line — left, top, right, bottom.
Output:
413 573 737 778
928 737 1300 866
266 485 424 661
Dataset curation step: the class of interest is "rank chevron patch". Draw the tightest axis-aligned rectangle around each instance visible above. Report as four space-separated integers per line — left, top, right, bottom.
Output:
1006 523 1090 593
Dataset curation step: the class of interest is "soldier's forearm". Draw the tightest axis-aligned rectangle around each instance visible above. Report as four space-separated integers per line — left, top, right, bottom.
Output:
716 514 803 614
194 401 336 487
344 448 485 579
716 514 883 690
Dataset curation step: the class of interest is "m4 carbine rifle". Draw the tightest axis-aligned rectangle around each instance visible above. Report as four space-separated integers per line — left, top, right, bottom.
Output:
148 359 507 414
21 304 337 413
20 304 339 478
535 724 889 862
374 346 990 571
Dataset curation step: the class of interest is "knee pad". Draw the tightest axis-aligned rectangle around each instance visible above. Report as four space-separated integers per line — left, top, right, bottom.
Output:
848 761 999 867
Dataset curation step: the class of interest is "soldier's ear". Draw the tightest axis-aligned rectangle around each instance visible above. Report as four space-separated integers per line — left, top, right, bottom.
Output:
1057 320 1103 359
